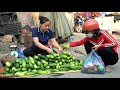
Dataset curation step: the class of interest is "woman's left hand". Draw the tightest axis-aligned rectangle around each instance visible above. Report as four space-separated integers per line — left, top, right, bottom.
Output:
58 47 64 52
92 45 100 51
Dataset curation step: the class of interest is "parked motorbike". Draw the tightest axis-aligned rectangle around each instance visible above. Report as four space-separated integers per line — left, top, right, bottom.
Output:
74 16 83 33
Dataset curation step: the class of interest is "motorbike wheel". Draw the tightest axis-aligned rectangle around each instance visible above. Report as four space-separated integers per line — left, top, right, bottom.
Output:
74 25 82 33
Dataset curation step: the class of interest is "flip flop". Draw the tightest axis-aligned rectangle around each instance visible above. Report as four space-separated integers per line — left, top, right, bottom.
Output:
105 67 112 73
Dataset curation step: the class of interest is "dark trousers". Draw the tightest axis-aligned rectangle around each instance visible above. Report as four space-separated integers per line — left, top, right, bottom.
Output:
23 46 57 57
84 42 119 66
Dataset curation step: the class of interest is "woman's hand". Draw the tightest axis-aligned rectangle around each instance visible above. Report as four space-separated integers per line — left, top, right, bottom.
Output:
58 47 64 52
92 45 100 51
46 48 53 53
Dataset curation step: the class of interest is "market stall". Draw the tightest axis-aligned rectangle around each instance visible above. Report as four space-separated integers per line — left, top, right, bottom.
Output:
0 51 83 78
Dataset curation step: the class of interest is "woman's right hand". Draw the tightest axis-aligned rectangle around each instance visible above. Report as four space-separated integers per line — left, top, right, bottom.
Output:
66 43 70 47
46 48 53 53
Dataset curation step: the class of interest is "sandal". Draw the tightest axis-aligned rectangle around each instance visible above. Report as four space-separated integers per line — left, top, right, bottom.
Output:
105 66 112 73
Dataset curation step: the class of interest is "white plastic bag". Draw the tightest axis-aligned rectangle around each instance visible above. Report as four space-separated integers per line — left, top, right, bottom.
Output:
81 50 105 74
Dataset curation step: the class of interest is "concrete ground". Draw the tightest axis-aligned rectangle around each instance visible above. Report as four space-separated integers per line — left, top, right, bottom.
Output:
31 32 120 78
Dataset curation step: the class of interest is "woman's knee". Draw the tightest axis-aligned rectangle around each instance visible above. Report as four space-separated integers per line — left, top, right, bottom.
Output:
23 49 28 56
103 52 119 66
110 53 119 65
99 47 115 55
23 48 32 57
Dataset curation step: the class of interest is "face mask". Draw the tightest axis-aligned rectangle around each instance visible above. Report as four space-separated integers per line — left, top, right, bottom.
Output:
86 33 93 38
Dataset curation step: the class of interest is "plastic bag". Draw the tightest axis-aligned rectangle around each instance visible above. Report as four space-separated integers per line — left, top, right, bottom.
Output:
81 50 106 74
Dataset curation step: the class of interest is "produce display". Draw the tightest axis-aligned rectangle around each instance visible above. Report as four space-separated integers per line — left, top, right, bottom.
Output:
0 51 83 77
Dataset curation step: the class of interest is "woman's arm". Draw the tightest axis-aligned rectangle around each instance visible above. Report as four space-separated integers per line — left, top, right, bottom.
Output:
69 37 89 47
33 37 53 53
50 38 63 52
100 31 118 48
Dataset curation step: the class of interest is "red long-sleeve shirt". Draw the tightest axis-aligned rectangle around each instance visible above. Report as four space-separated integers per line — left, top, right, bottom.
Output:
69 30 119 52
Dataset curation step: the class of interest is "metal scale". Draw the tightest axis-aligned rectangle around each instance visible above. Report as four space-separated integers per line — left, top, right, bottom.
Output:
10 43 18 58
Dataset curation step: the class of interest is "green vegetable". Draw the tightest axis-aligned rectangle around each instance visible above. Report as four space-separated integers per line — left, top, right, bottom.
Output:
22 60 26 68
61 44 69 49
59 68 69 71
28 56 35 64
15 72 26 77
37 70 46 75
6 62 11 67
49 63 57 67
34 55 39 59
61 64 71 68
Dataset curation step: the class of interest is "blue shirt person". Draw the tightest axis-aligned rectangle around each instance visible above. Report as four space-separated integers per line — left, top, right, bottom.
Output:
23 16 63 57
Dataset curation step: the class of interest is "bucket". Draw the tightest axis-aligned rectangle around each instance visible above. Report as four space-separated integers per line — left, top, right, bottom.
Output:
17 47 26 58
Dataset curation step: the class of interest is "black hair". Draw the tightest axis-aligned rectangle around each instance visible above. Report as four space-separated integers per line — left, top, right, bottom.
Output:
39 16 50 24
92 28 101 38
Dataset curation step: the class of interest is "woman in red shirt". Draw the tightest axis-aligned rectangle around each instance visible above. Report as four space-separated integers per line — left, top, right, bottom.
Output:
68 19 119 72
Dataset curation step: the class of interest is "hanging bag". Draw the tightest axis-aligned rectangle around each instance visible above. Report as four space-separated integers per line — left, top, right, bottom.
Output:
81 50 106 74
